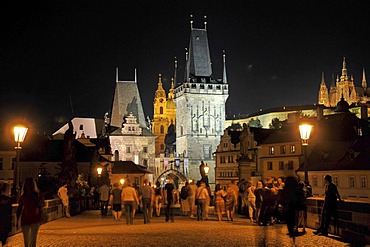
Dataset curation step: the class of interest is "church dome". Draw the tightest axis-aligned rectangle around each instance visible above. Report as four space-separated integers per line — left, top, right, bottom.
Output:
166 99 176 109
334 96 350 113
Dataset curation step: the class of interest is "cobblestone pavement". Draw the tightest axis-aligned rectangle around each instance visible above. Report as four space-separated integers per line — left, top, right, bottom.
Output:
6 211 356 247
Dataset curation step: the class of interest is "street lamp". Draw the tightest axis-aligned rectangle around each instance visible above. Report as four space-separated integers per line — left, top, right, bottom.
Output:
120 178 125 188
203 163 210 176
299 124 313 185
13 125 28 200
97 167 103 177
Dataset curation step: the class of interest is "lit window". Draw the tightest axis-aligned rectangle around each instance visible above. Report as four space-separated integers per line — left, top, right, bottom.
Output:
360 176 367 188
267 162 273 170
290 145 296 153
280 146 286 154
278 161 284 170
223 143 228 148
312 176 318 187
204 145 211 159
269 146 275 155
220 156 226 163
228 156 234 163
287 161 293 170
333 176 339 186
349 176 355 188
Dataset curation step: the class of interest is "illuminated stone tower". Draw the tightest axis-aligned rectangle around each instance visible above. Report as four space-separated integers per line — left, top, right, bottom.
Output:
174 16 229 184
318 72 329 106
151 71 176 155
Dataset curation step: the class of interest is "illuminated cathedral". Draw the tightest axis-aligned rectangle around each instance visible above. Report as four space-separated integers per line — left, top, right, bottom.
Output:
318 57 369 107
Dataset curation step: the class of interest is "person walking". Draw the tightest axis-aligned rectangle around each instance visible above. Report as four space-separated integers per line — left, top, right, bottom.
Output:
16 177 44 247
228 180 239 215
164 179 175 222
254 180 264 224
98 183 110 216
188 180 197 218
0 184 12 246
282 176 299 245
214 184 226 221
225 184 236 221
57 183 71 218
154 181 163 217
139 179 153 224
295 181 307 233
121 181 139 225
195 181 209 221
110 183 122 221
180 182 190 216
247 181 257 223
314 175 343 236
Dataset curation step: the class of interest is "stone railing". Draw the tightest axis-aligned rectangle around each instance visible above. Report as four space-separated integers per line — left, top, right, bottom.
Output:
306 197 370 245
9 196 93 236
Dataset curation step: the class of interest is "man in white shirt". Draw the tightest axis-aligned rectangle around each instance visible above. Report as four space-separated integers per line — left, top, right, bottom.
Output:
58 183 71 218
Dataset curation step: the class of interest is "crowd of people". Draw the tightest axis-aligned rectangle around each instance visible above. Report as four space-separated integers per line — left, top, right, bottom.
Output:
0 174 343 246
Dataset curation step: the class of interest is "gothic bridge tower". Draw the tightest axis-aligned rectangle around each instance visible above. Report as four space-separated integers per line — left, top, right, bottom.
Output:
174 16 229 185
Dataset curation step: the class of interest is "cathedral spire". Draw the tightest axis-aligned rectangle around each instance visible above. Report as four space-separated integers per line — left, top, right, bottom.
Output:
340 56 348 81
320 72 325 85
155 73 166 99
204 15 207 30
223 50 227 84
134 68 137 83
362 68 367 89
168 78 175 100
190 14 193 29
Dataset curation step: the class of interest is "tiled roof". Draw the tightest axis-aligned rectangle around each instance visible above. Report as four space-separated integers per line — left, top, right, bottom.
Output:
111 161 152 174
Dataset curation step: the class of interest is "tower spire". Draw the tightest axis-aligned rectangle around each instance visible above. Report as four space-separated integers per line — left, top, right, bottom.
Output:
174 56 177 85
331 73 335 86
116 67 119 82
321 72 325 85
340 56 348 81
204 15 207 30
184 48 189 82
362 68 367 89
223 50 227 84
134 68 137 83
190 14 193 29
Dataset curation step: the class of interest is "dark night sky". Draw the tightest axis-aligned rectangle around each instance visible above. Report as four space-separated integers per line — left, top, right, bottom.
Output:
1 0 370 135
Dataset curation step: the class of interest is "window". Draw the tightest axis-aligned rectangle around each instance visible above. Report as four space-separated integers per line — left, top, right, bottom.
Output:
204 145 211 159
114 150 119 161
143 159 148 167
280 146 286 154
349 176 355 188
333 176 339 186
290 145 296 153
228 156 234 163
160 144 164 150
160 106 164 114
312 176 318 187
0 158 3 170
278 161 284 170
181 126 183 136
223 143 228 148
160 125 164 134
287 161 293 170
269 146 275 155
220 156 226 163
360 176 367 188
267 162 273 170
143 146 148 153
126 146 131 153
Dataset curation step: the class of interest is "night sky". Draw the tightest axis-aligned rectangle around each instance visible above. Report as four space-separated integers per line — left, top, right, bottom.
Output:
1 0 370 135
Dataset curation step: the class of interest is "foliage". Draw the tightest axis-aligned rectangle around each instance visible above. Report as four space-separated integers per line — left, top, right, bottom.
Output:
248 118 263 128
269 118 283 129
76 174 90 196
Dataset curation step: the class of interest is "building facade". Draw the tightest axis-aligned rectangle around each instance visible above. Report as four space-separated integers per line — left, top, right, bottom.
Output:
174 18 229 185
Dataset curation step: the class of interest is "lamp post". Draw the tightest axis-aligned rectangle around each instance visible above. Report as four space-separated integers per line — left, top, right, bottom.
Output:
299 124 313 186
97 167 103 185
203 163 210 185
13 125 28 200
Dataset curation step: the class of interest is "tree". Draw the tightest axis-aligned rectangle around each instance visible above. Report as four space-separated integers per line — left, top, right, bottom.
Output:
269 118 283 129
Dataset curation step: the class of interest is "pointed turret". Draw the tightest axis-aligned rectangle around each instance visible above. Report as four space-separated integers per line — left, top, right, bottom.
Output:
155 74 166 99
168 78 175 100
331 73 335 86
222 50 227 84
173 57 178 85
340 57 348 81
320 72 325 85
362 68 367 89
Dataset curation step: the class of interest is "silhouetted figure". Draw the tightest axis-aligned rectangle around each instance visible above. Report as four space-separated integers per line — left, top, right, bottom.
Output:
282 176 298 244
0 184 12 246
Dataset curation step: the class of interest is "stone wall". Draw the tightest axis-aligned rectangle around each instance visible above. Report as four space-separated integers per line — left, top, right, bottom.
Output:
307 197 370 244
9 196 93 237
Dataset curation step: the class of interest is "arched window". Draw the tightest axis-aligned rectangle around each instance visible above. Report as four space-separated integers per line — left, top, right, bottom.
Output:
160 106 164 114
160 125 164 134
114 150 119 161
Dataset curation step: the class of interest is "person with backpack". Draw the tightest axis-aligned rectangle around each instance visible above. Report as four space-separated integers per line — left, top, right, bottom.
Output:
180 182 190 216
